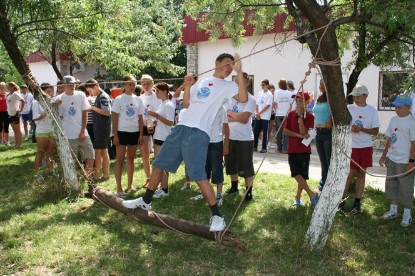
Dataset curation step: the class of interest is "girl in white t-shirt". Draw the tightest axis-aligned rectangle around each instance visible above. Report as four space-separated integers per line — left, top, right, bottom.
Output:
6 82 25 148
139 74 161 187
112 75 144 198
32 83 56 177
147 83 175 198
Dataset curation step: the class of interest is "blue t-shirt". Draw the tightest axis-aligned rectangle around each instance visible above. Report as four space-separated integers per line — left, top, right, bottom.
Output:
313 102 331 125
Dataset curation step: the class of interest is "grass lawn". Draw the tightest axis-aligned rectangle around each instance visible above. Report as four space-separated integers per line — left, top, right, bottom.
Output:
1 142 415 275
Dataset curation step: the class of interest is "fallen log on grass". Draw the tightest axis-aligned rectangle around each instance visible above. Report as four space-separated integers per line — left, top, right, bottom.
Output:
88 185 245 250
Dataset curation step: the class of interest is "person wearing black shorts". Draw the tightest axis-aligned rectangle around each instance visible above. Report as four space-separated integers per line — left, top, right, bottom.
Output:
283 92 318 208
85 78 112 182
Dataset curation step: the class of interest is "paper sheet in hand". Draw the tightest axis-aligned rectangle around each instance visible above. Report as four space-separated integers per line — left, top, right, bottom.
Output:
302 128 317 146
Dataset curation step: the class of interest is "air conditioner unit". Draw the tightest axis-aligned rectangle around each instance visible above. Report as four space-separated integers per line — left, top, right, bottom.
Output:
73 62 85 73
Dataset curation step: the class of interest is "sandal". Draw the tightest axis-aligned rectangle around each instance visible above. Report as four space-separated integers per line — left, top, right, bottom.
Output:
116 192 127 199
125 187 137 193
99 176 110 182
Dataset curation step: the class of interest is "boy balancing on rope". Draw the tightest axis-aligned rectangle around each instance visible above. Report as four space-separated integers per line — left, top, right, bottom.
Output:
379 95 415 227
123 53 248 232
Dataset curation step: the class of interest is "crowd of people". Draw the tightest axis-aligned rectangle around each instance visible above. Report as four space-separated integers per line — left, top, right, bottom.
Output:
1 52 415 231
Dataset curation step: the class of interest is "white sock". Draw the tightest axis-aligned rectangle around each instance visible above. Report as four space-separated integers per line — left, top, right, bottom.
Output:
403 208 411 218
390 204 398 214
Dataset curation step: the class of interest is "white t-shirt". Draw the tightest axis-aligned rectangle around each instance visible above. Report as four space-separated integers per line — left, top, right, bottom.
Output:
274 89 293 116
256 90 273 120
6 92 24 116
140 92 161 126
385 115 415 164
347 103 380 148
57 91 91 139
210 107 228 143
32 100 53 133
153 99 175 141
112 93 144 132
410 92 415 118
226 94 256 141
21 92 33 114
178 76 238 135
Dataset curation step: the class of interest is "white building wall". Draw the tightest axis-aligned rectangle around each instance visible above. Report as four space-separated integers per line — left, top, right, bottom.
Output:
28 61 59 87
195 33 395 133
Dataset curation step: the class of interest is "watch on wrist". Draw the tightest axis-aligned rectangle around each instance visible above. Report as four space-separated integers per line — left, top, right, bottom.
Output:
409 159 415 163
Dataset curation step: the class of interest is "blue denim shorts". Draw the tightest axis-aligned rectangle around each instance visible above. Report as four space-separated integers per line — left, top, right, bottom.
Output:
205 141 224 184
152 125 209 181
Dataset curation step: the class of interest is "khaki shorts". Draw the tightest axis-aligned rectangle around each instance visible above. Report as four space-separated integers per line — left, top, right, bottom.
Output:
385 158 414 207
68 137 95 160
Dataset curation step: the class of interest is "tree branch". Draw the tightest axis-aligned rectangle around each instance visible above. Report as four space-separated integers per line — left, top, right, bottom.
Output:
16 27 85 41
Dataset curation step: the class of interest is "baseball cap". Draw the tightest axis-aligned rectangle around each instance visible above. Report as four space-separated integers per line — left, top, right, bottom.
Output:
61 75 76 84
20 84 28 88
292 92 310 101
350 84 369 97
392 94 412 107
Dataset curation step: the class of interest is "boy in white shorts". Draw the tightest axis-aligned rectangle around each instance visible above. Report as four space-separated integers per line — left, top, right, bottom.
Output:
123 53 248 232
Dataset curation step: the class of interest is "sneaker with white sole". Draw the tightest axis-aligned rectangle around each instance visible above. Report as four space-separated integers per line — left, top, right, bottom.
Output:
180 182 191 191
217 197 223 206
209 215 226 232
153 189 169 198
401 216 412 227
122 197 152 210
382 210 398 220
190 194 204 201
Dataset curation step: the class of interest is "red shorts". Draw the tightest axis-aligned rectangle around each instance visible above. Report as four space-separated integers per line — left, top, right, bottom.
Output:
350 147 373 170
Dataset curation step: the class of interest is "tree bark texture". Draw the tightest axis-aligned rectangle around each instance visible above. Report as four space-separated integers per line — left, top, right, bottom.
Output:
89 185 245 250
0 7 79 191
292 0 352 250
305 125 351 249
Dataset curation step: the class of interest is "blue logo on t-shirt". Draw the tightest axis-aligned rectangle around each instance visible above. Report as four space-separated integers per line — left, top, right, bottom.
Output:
260 98 264 104
355 120 363 127
126 107 135 117
68 107 76 117
391 133 397 144
232 105 239 112
197 87 210 99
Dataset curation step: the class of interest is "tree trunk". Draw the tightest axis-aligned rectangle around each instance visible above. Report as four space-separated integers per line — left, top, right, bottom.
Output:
292 0 352 249
305 125 351 248
88 185 245 250
51 42 63 80
0 8 79 191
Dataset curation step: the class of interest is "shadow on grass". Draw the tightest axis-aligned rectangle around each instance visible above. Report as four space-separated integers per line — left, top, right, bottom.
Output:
2 146 415 274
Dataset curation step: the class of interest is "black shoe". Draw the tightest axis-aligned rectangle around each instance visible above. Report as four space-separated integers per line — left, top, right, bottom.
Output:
254 147 258 152
349 203 361 215
260 149 267 153
338 201 347 216
245 193 253 201
225 188 239 195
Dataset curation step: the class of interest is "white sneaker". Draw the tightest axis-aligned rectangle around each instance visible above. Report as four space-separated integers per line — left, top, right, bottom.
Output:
401 216 412 227
190 194 204 201
153 189 169 198
24 135 28 141
209 215 226 232
382 210 398 220
180 182 190 191
217 197 223 206
122 197 152 211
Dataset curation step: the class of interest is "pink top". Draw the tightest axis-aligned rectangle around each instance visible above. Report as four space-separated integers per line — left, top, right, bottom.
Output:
0 94 7 111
